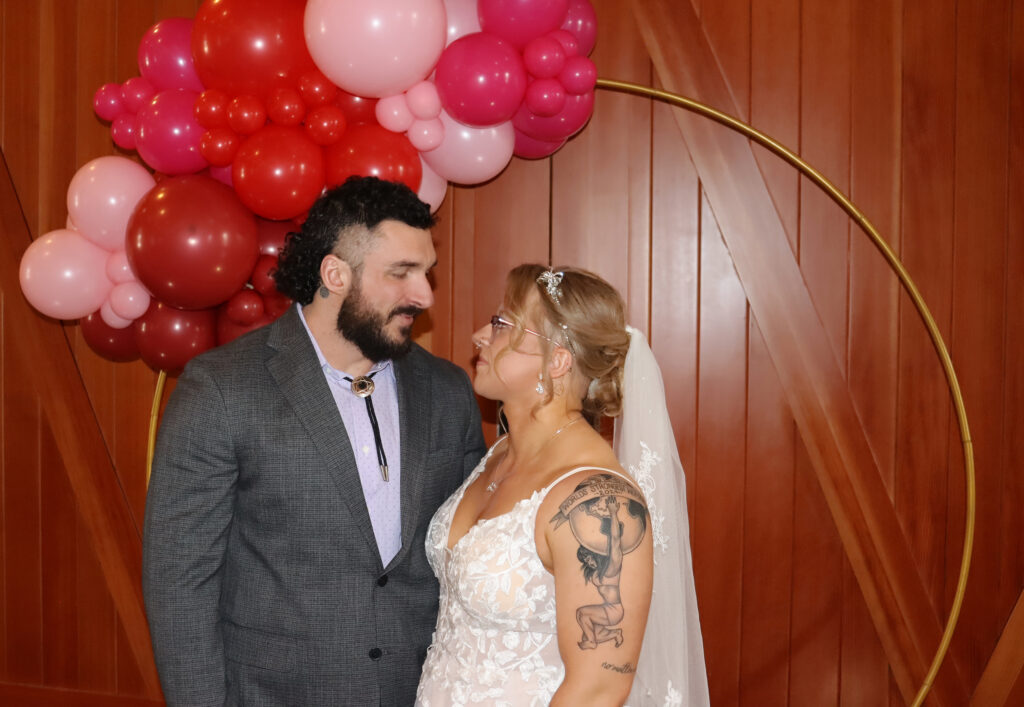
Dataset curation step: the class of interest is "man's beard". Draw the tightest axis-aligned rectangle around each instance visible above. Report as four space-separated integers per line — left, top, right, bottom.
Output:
336 279 422 362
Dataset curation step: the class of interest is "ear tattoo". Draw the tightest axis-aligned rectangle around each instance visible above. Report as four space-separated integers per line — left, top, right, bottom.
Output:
318 285 330 299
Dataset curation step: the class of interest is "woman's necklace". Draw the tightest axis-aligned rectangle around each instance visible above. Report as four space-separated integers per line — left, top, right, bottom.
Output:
485 416 583 493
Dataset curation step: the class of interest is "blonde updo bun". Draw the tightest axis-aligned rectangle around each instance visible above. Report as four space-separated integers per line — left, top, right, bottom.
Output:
504 264 631 418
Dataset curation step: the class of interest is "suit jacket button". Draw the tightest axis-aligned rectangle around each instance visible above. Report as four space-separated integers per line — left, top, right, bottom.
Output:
377 574 388 587
368 647 382 660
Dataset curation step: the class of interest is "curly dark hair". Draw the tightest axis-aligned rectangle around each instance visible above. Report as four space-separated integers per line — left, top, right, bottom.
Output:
273 176 436 304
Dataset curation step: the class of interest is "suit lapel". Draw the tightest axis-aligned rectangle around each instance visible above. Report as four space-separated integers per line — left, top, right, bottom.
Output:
265 308 381 562
385 349 432 572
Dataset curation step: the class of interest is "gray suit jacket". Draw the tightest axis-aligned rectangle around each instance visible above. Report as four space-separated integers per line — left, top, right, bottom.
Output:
143 307 486 706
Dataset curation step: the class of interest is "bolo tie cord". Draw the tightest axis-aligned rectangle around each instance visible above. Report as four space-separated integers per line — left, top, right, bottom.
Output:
344 372 389 482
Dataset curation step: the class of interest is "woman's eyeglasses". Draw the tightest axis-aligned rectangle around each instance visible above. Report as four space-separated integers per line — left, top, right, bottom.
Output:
489 314 563 346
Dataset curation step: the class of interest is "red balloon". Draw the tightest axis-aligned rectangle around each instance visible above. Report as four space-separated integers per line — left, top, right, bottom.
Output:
216 306 275 346
262 290 293 318
135 301 217 373
256 219 293 256
191 0 317 99
304 105 347 146
80 311 140 362
267 87 306 126
195 88 230 129
127 175 259 309
324 124 421 192
225 288 265 325
250 254 279 294
233 125 326 220
200 127 240 166
227 94 267 135
298 70 338 108
334 90 379 125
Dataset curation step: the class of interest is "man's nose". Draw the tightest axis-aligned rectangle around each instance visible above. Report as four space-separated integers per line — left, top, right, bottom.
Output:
409 273 434 310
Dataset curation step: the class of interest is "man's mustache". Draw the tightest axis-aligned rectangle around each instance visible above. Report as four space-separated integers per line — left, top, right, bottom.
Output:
388 305 423 321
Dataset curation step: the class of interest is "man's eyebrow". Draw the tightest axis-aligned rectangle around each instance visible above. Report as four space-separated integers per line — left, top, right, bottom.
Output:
388 259 438 269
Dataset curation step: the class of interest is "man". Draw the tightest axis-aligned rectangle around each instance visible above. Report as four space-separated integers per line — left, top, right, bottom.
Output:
143 176 486 706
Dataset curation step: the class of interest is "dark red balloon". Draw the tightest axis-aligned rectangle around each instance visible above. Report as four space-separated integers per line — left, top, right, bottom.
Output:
233 125 325 221
324 123 421 192
216 306 274 346
195 88 230 129
256 218 293 256
262 290 293 318
80 312 140 362
135 301 217 373
225 288 265 324
126 175 259 309
304 105 347 146
191 0 317 99
267 87 306 126
298 70 338 108
227 94 267 135
334 90 378 125
200 127 240 166
250 254 279 294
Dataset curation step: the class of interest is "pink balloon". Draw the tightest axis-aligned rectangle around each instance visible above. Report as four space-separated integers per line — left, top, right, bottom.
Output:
513 128 565 158
111 113 138 150
444 0 481 46
523 35 567 78
19 229 113 320
108 281 152 321
435 33 528 127
416 157 448 213
512 90 593 141
525 78 566 116
121 77 156 113
421 109 514 185
136 89 209 175
548 29 580 57
478 0 570 49
67 156 156 252
560 0 598 56
138 18 204 92
106 250 136 284
94 83 125 121
405 80 442 120
559 55 596 95
407 118 444 151
101 301 133 329
376 94 415 133
304 0 447 98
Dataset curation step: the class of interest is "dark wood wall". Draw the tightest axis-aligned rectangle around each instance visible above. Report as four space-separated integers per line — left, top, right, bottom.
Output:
1 0 1021 704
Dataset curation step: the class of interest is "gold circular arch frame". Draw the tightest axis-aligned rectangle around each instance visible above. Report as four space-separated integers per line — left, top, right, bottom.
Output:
594 77 975 707
144 77 975 707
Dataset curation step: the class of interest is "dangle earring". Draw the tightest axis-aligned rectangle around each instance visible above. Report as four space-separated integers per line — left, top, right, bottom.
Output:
536 373 545 395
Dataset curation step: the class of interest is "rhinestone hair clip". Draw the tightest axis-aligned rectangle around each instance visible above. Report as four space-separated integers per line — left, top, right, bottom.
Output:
537 269 564 304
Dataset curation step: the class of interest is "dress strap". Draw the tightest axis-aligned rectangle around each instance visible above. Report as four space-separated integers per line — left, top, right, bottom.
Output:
543 465 634 494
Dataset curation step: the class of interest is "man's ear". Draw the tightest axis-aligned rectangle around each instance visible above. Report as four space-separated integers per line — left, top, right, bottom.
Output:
548 345 574 380
319 254 353 298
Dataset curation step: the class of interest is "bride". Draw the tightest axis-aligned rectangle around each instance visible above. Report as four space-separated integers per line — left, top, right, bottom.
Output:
416 265 709 706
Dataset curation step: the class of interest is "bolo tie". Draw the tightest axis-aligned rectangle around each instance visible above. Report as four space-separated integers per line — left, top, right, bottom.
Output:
344 372 389 482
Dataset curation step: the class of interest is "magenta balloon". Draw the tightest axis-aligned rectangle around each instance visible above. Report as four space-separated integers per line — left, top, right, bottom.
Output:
67 156 156 252
208 164 234 187
443 0 481 46
435 33 528 127
138 18 204 91
512 90 593 141
524 78 566 116
109 280 152 321
478 0 570 49
121 77 156 113
513 128 565 159
304 0 447 98
558 55 596 95
19 229 113 320
523 35 566 78
421 109 514 185
94 83 125 121
111 113 139 150
416 157 448 213
136 89 209 175
560 0 598 56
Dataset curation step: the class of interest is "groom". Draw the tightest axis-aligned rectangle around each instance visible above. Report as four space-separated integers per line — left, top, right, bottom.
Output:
143 176 486 706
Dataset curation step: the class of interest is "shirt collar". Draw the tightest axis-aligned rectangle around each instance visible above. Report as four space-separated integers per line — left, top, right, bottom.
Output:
296 303 392 380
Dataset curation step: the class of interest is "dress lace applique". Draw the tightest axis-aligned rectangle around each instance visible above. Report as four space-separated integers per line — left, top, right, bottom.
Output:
627 441 668 555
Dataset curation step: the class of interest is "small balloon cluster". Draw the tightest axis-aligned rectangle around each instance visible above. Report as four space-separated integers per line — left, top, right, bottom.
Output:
19 0 597 373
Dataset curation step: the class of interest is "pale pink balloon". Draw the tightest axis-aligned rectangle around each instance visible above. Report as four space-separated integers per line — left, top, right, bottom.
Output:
304 0 447 98
66 214 77 230
106 250 136 285
417 157 448 213
421 110 515 185
100 301 133 329
19 229 113 320
408 118 444 151
443 0 481 46
67 156 156 252
405 80 442 119
376 94 415 133
109 281 152 321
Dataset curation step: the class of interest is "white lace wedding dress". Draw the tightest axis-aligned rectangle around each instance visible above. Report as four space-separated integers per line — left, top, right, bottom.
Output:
416 443 626 706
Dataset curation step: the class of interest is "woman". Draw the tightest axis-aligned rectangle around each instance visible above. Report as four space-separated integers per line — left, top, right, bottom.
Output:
417 265 708 706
